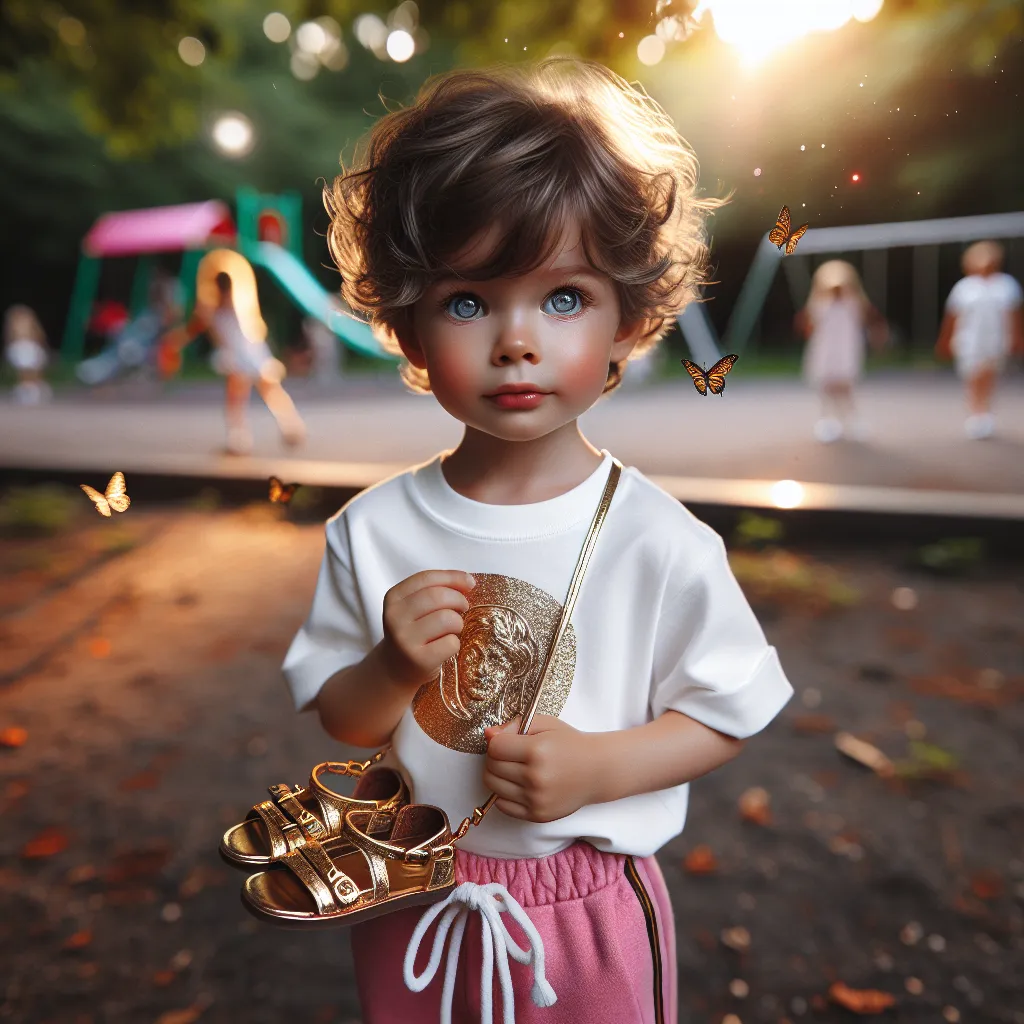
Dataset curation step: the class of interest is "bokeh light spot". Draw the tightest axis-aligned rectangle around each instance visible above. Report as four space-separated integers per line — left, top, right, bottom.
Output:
262 12 291 43
212 113 255 157
58 17 86 47
753 167 762 176
770 480 805 509
177 37 206 67
637 35 666 66
386 29 415 62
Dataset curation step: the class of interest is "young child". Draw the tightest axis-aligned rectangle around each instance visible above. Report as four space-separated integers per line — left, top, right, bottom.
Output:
795 260 888 444
3 305 51 405
282 59 793 1023
935 240 1024 440
162 252 306 455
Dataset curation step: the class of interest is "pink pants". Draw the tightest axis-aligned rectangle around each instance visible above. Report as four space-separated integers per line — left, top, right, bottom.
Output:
353 841 676 1024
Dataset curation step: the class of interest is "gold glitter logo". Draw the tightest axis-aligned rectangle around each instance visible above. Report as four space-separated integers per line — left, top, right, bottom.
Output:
412 573 577 754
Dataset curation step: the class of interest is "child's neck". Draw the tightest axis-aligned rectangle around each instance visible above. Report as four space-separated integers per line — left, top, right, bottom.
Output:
441 423 605 505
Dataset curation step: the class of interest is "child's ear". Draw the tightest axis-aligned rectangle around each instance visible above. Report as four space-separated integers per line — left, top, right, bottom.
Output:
391 308 428 370
610 317 647 362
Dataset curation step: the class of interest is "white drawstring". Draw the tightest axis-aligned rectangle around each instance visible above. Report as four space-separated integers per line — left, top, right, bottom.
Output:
404 881 557 1024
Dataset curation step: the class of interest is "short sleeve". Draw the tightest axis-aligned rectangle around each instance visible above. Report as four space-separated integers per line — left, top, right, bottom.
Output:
946 278 970 313
282 515 373 711
650 537 793 739
1002 275 1024 308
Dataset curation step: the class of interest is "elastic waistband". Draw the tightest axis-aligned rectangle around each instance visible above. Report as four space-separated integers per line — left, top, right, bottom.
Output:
454 841 629 908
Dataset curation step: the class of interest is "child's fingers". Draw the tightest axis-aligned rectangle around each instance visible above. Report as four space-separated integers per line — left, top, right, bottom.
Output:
483 758 529 788
494 798 531 821
485 730 531 764
400 585 471 623
388 570 476 604
481 768 526 804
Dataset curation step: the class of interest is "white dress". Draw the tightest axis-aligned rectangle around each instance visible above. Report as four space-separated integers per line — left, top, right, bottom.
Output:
208 308 278 381
802 296 866 388
946 272 1023 378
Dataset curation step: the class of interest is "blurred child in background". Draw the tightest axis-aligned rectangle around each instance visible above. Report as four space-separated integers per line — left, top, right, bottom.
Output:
161 251 306 455
796 259 888 444
935 240 1023 440
3 305 51 405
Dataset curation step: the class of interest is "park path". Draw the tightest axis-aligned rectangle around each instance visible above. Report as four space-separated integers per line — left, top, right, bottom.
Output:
2 372 1024 496
0 504 1022 1022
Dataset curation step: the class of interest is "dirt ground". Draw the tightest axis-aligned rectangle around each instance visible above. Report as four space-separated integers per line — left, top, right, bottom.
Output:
0 497 1022 1024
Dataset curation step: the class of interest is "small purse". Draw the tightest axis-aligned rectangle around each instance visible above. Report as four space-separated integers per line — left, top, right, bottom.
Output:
241 459 623 928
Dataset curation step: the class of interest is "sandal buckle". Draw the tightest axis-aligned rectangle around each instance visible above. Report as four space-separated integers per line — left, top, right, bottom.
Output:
432 844 455 862
403 848 430 866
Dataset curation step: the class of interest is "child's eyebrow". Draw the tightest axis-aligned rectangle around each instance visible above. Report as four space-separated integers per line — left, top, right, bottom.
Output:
431 264 604 289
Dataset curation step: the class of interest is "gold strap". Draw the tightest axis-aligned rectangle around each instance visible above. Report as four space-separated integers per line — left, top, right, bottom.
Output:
452 458 623 841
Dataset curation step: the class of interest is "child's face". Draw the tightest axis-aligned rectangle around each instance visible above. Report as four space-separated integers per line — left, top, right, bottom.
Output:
396 220 643 443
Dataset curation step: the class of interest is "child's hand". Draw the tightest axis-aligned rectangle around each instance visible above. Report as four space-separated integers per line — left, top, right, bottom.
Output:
378 569 476 691
483 714 600 823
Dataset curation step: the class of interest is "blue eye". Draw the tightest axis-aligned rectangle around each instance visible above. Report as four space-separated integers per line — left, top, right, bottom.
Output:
544 289 583 317
446 295 483 321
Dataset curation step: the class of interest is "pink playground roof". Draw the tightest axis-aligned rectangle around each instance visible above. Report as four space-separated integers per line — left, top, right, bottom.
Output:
83 200 236 257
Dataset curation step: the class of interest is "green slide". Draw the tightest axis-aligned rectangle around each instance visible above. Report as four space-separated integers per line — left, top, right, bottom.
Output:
240 240 398 361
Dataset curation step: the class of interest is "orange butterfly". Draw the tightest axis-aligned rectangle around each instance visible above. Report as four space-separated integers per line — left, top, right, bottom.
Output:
681 354 739 396
768 205 809 255
268 476 300 504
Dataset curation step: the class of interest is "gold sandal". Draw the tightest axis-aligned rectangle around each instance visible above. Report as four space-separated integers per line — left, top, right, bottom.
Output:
241 803 456 928
219 758 407 870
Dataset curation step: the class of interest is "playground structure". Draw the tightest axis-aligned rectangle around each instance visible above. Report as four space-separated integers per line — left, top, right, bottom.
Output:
677 210 1024 362
62 188 395 368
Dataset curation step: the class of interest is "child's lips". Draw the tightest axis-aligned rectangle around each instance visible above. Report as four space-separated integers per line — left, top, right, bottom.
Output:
485 391 549 410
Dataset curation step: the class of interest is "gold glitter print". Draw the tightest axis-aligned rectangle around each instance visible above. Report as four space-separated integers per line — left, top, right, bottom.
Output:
412 573 577 754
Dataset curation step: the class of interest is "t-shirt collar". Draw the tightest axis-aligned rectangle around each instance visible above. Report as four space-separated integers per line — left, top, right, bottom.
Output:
406 449 616 541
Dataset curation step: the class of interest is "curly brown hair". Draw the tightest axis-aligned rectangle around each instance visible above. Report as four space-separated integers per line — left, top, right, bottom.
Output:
326 58 722 394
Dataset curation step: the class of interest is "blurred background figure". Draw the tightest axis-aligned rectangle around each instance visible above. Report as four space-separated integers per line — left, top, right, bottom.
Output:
3 304 51 405
796 260 889 444
303 314 345 383
77 271 183 387
935 240 1024 441
161 250 306 455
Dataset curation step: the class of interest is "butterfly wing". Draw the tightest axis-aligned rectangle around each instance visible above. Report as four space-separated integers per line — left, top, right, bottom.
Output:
81 484 111 517
104 471 130 513
268 476 283 503
768 206 791 247
706 353 739 395
681 359 709 395
279 483 300 505
785 223 809 255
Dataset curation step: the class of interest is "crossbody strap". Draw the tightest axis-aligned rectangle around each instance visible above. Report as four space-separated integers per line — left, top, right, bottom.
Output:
451 457 623 841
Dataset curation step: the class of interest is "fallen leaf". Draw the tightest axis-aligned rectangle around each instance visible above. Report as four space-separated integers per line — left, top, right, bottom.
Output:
970 869 1004 900
835 732 894 778
155 1007 204 1024
738 787 772 826
87 637 112 659
104 841 170 885
62 929 93 951
66 864 98 885
22 826 70 859
720 925 751 952
682 845 718 876
791 714 837 735
152 969 176 987
118 770 162 792
828 981 897 1014
0 726 28 748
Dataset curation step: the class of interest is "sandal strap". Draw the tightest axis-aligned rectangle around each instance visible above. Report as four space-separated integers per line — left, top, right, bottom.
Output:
267 783 331 844
343 808 455 867
282 844 362 915
308 762 402 836
291 838 365 909
252 798 305 859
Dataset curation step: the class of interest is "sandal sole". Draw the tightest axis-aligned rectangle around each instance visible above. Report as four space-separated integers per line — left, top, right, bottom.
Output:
241 881 455 931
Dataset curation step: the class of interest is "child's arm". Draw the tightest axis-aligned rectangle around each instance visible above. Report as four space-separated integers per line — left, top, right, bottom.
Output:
1011 307 1024 356
484 711 743 823
935 312 956 360
315 569 476 748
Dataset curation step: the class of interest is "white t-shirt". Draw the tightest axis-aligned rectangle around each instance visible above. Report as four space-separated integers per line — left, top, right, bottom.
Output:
283 450 793 859
946 272 1023 375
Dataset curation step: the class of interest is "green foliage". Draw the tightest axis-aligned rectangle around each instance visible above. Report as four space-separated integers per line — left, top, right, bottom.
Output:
914 537 986 575
0 484 81 535
733 511 785 549
893 739 960 780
